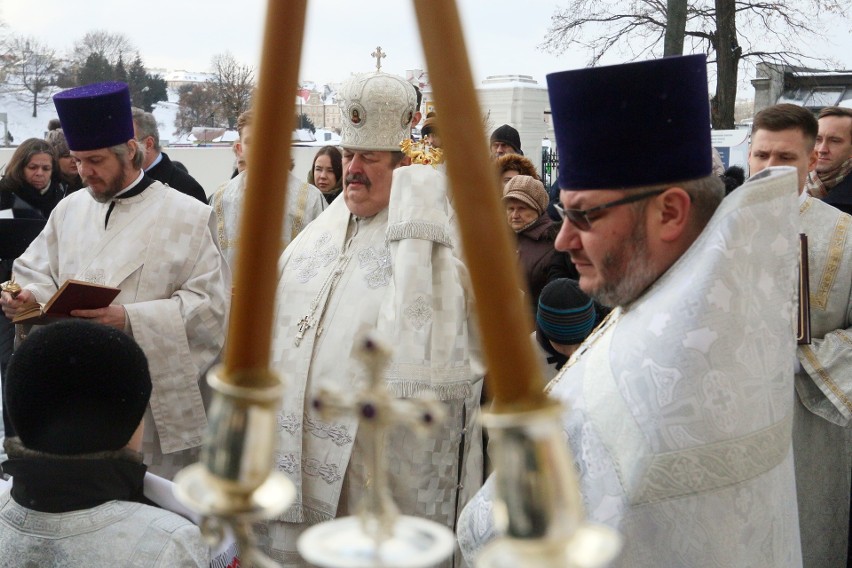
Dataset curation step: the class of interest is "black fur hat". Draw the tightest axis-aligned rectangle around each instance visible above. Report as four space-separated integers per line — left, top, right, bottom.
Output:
5 320 152 455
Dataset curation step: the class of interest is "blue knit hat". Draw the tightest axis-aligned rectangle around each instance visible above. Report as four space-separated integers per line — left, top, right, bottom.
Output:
53 82 135 151
537 279 597 345
546 54 712 190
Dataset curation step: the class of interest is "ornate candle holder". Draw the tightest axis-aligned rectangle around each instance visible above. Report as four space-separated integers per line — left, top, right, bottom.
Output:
475 404 621 568
296 332 456 568
1 275 21 297
174 366 296 567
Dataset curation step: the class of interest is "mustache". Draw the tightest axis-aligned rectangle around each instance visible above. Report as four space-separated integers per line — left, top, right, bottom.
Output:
345 173 370 187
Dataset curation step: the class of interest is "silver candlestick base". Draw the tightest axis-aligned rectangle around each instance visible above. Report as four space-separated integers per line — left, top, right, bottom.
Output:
296 331 456 568
476 403 621 568
298 514 455 568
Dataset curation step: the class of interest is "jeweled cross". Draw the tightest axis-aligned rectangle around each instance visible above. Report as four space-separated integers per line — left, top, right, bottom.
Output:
371 46 386 72
311 331 445 543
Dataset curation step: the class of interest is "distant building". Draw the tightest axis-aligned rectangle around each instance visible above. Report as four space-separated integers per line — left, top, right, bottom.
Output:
164 70 216 90
477 75 553 171
297 84 341 132
752 62 852 115
414 73 554 181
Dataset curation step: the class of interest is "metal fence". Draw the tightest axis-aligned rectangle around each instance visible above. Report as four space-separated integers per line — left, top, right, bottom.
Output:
541 147 558 189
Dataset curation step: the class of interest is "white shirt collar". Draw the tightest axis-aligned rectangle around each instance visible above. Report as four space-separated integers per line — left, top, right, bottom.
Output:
144 152 163 172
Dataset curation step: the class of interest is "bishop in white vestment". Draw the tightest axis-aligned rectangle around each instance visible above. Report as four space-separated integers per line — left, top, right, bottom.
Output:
261 72 484 568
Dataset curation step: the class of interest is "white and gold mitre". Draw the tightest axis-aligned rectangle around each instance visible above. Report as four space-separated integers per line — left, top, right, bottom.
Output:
337 72 417 151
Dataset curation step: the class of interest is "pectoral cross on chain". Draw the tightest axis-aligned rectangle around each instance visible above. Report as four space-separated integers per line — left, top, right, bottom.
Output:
311 331 445 543
371 46 386 72
295 315 314 346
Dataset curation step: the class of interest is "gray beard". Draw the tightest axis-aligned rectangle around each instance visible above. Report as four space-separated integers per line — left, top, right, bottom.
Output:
590 219 659 308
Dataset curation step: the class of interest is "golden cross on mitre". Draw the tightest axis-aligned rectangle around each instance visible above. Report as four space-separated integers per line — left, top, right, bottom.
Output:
371 46 386 71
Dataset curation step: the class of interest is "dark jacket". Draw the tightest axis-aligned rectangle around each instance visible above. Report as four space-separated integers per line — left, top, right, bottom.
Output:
822 175 852 217
59 173 85 197
516 215 559 316
548 250 579 281
146 152 207 203
0 176 58 386
0 176 62 220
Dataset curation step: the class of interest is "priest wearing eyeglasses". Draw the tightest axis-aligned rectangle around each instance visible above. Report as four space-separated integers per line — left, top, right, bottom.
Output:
458 55 803 567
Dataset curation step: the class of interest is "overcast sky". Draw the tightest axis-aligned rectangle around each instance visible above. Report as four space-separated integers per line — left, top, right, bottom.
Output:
3 0 851 95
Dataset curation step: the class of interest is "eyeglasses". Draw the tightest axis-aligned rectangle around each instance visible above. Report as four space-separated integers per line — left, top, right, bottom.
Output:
554 188 667 231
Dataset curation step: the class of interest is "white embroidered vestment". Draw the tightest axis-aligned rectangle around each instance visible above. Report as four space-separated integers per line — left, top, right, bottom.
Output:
459 167 804 567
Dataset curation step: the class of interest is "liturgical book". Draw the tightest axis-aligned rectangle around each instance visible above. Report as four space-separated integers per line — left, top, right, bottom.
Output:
13 279 121 325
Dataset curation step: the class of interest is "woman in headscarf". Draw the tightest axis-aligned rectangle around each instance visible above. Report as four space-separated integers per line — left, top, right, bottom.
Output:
502 174 559 317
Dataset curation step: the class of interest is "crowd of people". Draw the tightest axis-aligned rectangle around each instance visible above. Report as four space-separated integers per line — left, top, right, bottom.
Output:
0 52 850 568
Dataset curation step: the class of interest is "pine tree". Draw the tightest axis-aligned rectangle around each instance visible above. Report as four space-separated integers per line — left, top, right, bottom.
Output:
127 55 148 108
114 55 128 84
78 53 113 86
297 113 316 133
142 74 167 112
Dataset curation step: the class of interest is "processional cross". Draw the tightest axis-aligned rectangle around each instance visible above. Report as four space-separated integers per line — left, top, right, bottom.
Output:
310 332 444 540
371 46 386 72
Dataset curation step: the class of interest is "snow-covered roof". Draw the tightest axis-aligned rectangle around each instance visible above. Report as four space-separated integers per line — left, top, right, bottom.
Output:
791 70 852 78
164 70 215 83
294 128 341 147
292 129 316 143
214 130 239 143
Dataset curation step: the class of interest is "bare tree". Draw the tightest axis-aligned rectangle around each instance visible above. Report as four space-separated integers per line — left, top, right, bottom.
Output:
70 30 136 68
174 83 218 137
2 35 58 118
208 52 255 129
542 0 845 128
0 17 8 83
663 0 687 56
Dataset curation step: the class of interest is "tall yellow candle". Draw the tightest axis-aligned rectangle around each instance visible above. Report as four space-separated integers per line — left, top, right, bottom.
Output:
223 0 308 383
414 0 549 412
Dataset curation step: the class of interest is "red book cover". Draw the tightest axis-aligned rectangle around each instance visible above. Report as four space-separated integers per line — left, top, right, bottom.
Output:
13 279 121 325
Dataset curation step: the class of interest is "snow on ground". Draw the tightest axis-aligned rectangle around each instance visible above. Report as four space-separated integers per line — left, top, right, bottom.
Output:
0 87 238 149
0 87 64 144
0 86 344 191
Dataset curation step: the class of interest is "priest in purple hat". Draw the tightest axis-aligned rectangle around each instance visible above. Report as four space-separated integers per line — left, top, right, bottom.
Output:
0 82 230 480
458 55 803 566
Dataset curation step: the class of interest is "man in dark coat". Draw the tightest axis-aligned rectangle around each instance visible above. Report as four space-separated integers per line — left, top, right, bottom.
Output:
131 108 208 203
805 106 852 215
